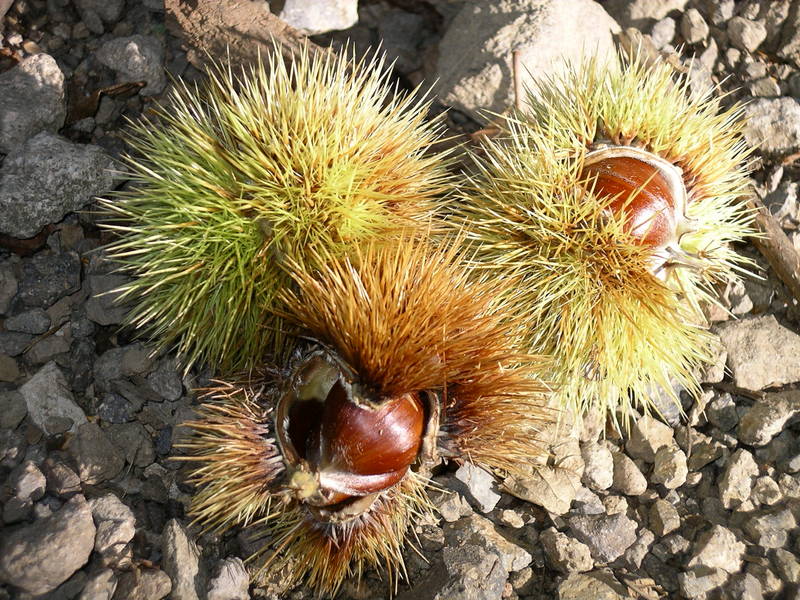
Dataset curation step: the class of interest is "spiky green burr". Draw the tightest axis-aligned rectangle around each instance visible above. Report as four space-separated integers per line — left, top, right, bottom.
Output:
452 52 754 425
102 45 450 372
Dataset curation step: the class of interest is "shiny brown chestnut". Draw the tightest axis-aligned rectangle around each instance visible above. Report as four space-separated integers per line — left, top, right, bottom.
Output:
580 146 692 264
275 350 430 510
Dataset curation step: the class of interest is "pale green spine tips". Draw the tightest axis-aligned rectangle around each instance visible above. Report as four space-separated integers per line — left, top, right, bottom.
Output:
102 45 450 372
453 51 754 426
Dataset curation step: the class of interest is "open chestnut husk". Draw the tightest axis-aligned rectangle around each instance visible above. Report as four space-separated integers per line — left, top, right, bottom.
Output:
178 238 551 595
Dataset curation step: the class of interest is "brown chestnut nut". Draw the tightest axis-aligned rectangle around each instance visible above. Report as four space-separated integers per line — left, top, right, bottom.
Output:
581 146 689 254
276 350 428 507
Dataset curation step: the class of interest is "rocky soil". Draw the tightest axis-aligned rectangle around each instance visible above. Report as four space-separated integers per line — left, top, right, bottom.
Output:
1 0 800 599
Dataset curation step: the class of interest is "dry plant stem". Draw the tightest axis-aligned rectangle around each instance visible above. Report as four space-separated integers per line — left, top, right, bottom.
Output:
165 0 325 72
747 195 800 304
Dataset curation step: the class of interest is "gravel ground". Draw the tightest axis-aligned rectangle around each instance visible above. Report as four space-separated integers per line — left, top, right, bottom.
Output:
1 1 800 599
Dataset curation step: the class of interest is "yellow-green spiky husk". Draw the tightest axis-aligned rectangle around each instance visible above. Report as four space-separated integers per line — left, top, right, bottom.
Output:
452 52 754 426
102 44 451 372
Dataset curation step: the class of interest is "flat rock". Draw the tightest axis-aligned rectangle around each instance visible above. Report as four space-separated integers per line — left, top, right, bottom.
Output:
719 449 759 509
741 98 800 158
96 34 166 96
557 569 627 600
162 519 203 600
206 558 249 600
20 361 87 435
278 0 358 34
90 494 136 559
433 0 619 120
737 390 800 446
650 499 680 537
0 495 95 595
79 569 117 600
540 527 593 573
17 250 81 308
68 422 125 484
743 508 795 548
626 415 674 462
454 462 501 513
715 315 800 390
0 132 118 238
687 525 746 573
0 53 65 154
678 566 729 598
112 567 171 600
567 512 638 564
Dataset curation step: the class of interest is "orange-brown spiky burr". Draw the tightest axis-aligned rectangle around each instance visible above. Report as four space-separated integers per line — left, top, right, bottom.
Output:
178 236 552 596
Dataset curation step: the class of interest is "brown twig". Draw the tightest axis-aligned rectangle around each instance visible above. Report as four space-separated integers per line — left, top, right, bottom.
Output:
747 194 800 304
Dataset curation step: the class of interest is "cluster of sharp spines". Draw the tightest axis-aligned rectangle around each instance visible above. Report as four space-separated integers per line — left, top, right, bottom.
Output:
106 43 754 597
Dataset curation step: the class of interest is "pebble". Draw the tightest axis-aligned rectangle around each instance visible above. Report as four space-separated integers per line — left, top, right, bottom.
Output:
147 358 184 401
723 572 764 600
567 512 638 564
540 527 594 573
581 442 614 491
744 508 796 548
454 462 502 513
687 525 746 573
0 390 27 430
681 8 708 43
0 495 95 595
622 528 654 569
90 494 136 561
20 361 87 436
68 422 125 484
650 17 675 49
727 16 767 53
85 274 131 326
706 393 739 432
96 34 166 96
17 250 82 309
112 567 171 600
611 450 647 496
433 0 619 119
5 308 51 334
752 476 782 506
107 421 156 468
719 448 760 509
0 260 17 315
79 569 117 600
557 569 626 600
0 53 65 155
649 499 680 536
626 415 674 462
678 566 728 597
652 445 688 489
279 0 358 35
41 456 81 497
1 132 118 238
773 548 800 584
741 98 800 157
737 390 800 447
206 558 249 600
603 0 688 29
162 519 204 600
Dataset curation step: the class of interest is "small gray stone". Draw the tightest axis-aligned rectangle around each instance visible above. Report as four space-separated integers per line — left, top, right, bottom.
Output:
41 457 81 497
748 77 781 97
107 421 156 468
719 448 759 509
162 519 204 600
611 451 647 496
741 98 800 157
26 322 71 364
0 54 65 154
68 422 125 484
681 8 709 43
622 528 654 569
85 274 131 326
433 0 619 120
279 0 358 34
752 476 782 506
602 0 688 29
540 527 594 573
707 393 739 431
744 508 795 548
112 568 171 600
581 442 614 491
446 513 531 572
652 445 688 489
79 569 117 600
20 361 87 435
206 558 249 600
90 494 136 559
567 512 638 564
0 390 27 429
1 133 118 238
74 0 124 25
8 460 46 504
5 308 50 334
737 391 800 446
96 35 166 96
0 331 33 356
377 9 431 74
0 495 95 595
723 572 764 600
454 462 501 513
772 548 800 584
147 358 183 401
650 17 675 49
626 415 674 462
557 570 626 600
17 251 81 308
678 566 729 597
98 392 132 424
649 499 680 536
0 353 20 383
0 260 17 315
688 525 746 573
728 16 767 52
